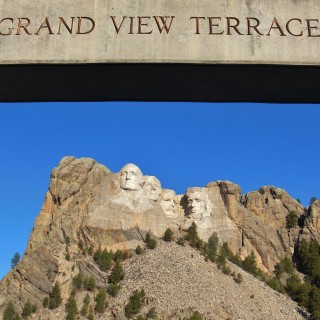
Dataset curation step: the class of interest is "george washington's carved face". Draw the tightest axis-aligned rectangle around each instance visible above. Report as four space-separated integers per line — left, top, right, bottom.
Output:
120 164 143 191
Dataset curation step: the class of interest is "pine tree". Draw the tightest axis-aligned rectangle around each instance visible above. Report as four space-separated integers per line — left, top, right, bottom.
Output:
205 232 219 262
124 289 145 318
95 288 107 314
145 232 157 249
267 277 286 294
87 306 94 320
65 295 78 320
109 261 125 284
163 228 173 242
72 273 83 290
11 253 20 269
81 293 90 316
21 300 36 319
242 251 258 275
274 257 294 277
3 301 20 320
286 274 302 301
93 248 113 271
107 283 121 297
309 287 320 320
185 222 203 249
48 282 62 309
216 242 231 268
84 276 96 291
310 197 318 205
114 249 127 262
286 212 299 229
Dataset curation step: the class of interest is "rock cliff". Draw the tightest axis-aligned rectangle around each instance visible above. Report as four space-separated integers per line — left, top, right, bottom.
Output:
0 156 318 319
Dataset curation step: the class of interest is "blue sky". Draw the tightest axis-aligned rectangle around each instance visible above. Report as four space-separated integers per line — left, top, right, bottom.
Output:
0 102 319 279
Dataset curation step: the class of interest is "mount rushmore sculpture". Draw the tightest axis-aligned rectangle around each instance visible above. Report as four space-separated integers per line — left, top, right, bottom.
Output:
1 156 318 317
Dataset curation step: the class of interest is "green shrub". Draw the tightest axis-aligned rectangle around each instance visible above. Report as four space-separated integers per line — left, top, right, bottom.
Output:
274 257 294 277
229 253 243 268
88 306 94 320
107 283 121 297
87 246 94 256
309 287 320 320
72 273 83 290
93 248 113 271
177 237 185 246
145 233 157 249
222 265 231 275
42 297 49 308
135 245 143 255
3 301 21 320
146 307 157 319
21 300 36 319
84 276 96 291
189 311 202 320
78 240 84 250
81 293 90 316
65 251 71 261
286 274 302 301
287 212 299 229
234 273 243 284
163 228 174 242
267 277 286 293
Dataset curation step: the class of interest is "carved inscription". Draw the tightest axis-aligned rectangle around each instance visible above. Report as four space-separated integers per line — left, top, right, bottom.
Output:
0 15 319 37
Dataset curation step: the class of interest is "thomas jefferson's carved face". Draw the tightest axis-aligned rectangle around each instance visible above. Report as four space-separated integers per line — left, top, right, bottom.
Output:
160 190 176 216
144 176 161 201
120 164 143 191
187 191 206 219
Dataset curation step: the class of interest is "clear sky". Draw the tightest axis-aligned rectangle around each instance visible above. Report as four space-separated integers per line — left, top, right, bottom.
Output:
0 102 319 279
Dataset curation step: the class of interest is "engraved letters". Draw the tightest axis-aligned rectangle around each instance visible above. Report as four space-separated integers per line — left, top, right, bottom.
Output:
0 15 319 38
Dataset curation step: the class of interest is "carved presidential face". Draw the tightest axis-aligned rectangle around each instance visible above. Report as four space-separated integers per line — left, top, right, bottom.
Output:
186 189 206 220
144 176 162 202
160 190 176 216
120 164 143 191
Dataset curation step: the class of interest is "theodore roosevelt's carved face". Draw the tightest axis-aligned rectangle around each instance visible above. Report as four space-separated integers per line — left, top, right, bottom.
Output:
160 190 176 216
144 176 162 202
186 188 207 220
120 164 143 191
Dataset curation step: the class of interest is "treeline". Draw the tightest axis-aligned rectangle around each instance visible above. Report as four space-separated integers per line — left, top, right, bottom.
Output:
267 238 320 320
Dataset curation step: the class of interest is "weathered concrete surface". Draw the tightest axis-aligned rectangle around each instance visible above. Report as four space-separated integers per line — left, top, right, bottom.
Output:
0 0 320 64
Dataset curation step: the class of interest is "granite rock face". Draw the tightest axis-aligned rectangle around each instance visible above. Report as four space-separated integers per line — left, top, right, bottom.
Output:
0 156 317 317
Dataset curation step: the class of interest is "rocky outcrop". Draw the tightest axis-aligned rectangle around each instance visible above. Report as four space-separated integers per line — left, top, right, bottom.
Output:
0 156 318 317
